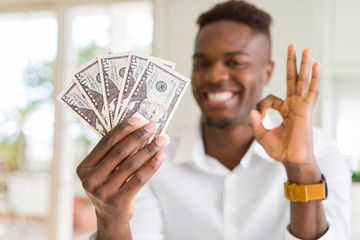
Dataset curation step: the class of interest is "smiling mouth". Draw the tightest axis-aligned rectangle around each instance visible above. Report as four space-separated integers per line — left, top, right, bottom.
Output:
206 91 236 106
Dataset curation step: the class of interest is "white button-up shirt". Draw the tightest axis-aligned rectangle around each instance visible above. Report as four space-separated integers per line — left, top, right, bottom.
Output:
90 117 351 240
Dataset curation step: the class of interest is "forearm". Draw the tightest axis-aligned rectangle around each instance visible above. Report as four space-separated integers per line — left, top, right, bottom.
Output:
285 161 328 239
289 201 327 239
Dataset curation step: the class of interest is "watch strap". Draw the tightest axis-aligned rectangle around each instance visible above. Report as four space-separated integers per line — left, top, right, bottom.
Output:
284 174 327 202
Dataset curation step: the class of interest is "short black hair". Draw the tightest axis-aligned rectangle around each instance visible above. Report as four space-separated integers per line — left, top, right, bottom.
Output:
197 0 272 37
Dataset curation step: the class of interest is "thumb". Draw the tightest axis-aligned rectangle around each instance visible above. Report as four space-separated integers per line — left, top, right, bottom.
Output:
250 109 268 143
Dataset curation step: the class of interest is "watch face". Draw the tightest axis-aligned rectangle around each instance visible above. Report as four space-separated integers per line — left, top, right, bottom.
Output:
321 174 328 199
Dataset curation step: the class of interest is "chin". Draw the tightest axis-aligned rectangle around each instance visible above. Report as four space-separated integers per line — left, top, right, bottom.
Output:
203 116 234 129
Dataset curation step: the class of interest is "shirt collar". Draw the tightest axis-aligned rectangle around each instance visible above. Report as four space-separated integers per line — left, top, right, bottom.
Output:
171 117 276 166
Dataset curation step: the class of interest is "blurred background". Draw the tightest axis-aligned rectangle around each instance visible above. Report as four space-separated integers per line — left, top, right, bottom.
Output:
0 0 359 239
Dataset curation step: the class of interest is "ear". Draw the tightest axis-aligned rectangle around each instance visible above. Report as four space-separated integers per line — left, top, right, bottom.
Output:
263 60 274 87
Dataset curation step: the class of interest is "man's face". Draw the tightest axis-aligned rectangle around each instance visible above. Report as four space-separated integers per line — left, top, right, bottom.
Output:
191 20 273 128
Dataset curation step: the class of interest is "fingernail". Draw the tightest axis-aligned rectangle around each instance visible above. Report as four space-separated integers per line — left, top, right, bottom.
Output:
156 151 166 162
155 136 167 147
144 122 157 132
128 117 140 125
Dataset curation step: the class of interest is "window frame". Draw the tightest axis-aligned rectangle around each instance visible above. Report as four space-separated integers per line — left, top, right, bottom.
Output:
0 1 155 239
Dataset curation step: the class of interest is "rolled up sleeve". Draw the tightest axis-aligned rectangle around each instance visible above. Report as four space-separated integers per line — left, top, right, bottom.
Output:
285 227 335 240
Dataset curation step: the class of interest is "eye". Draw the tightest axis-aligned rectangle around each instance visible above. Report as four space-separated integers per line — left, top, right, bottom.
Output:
193 61 210 70
226 60 245 68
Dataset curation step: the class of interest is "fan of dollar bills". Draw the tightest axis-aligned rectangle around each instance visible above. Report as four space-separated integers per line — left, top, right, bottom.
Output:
57 50 191 143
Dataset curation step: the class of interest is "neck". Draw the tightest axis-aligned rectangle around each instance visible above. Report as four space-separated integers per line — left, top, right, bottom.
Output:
202 116 254 170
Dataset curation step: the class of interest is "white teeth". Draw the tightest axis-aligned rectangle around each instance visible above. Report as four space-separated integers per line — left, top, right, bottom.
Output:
207 91 233 102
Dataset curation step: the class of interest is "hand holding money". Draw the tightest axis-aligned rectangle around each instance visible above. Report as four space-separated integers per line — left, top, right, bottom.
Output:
57 50 190 239
76 118 167 240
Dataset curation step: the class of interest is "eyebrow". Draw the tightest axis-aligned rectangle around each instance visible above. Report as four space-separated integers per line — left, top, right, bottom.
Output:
193 51 249 58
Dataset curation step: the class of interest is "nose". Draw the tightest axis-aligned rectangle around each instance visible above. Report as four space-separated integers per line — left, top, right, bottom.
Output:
205 61 229 83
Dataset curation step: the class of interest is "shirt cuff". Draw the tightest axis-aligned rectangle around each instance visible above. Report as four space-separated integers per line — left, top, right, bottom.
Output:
285 226 334 240
89 232 97 240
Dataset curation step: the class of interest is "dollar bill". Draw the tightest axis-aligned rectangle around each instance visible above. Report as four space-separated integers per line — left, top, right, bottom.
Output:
98 52 129 129
114 52 148 123
73 50 112 131
57 81 108 137
153 56 176 70
115 52 176 124
118 57 190 144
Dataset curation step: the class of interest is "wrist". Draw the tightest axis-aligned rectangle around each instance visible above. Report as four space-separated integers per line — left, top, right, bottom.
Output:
97 219 132 240
283 159 321 184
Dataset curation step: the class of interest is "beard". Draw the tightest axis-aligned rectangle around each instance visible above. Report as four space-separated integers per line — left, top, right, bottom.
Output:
202 115 235 129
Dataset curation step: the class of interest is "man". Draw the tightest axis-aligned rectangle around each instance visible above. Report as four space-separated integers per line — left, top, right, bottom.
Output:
77 1 351 239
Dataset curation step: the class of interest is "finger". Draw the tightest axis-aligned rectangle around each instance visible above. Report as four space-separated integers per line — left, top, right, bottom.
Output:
305 62 320 104
77 117 142 171
256 94 284 117
250 109 268 145
99 136 167 197
78 122 158 194
112 151 166 206
296 49 311 96
286 43 297 97
95 122 159 175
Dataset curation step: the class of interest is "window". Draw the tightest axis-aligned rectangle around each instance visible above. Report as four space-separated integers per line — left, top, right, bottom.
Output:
326 0 360 178
0 1 153 239
0 10 57 240
334 82 360 174
0 11 57 170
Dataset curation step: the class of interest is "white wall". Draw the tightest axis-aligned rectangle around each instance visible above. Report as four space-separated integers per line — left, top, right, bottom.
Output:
153 0 221 128
153 0 326 128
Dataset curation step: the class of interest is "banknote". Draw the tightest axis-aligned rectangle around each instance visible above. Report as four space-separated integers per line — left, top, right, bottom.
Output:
153 56 176 70
115 53 176 124
118 57 190 144
58 50 186 148
73 50 112 131
114 52 148 123
57 81 108 137
97 52 129 129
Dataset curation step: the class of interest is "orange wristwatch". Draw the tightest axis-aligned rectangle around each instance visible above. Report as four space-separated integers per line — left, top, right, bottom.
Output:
284 174 328 202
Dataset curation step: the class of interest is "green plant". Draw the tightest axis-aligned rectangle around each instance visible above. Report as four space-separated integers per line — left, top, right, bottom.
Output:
0 60 54 171
78 40 105 65
353 171 360 182
0 42 105 171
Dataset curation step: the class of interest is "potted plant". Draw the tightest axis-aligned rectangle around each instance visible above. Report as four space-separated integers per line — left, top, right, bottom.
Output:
351 159 360 239
0 60 53 172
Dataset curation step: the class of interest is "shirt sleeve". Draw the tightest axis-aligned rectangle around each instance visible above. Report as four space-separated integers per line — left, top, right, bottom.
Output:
285 227 335 240
89 232 97 240
284 128 352 240
129 182 166 240
315 130 352 240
